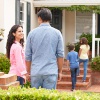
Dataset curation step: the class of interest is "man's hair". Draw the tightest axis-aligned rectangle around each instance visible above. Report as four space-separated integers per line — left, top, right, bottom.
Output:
37 8 52 22
68 44 75 51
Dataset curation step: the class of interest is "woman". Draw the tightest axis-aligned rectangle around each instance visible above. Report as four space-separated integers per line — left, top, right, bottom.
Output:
77 37 90 82
6 25 27 86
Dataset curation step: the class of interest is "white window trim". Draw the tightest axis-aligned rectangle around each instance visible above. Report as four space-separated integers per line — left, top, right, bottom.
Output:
75 11 95 42
20 0 27 42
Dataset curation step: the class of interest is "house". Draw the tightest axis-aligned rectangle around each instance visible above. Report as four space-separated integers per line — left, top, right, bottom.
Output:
0 0 100 57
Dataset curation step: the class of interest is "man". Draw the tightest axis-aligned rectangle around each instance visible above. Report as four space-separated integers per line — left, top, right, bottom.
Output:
25 8 64 89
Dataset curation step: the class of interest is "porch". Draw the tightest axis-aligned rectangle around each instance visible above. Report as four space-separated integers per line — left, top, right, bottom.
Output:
32 5 100 57
57 61 100 92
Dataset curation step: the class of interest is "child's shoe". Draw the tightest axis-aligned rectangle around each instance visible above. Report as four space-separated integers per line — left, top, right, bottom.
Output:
71 89 75 92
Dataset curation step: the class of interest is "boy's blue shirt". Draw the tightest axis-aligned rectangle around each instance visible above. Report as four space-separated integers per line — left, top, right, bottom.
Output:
66 51 79 68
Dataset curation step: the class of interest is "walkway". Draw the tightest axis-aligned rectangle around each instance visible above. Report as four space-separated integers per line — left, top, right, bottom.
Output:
58 85 100 93
85 85 100 93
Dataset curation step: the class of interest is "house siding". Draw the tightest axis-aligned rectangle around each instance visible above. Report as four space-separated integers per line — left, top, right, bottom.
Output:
65 11 75 56
0 0 15 53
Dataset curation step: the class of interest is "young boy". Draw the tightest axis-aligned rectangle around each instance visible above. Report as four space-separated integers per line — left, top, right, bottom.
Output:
66 44 79 91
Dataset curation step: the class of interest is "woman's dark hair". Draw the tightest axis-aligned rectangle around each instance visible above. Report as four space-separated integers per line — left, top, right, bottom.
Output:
80 37 88 45
37 8 52 22
6 25 24 59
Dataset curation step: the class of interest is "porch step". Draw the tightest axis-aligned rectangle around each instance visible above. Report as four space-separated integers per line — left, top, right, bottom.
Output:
0 72 19 90
57 62 92 90
0 74 17 85
57 81 91 90
0 72 4 76
62 68 92 75
0 81 19 90
61 74 91 82
63 61 91 68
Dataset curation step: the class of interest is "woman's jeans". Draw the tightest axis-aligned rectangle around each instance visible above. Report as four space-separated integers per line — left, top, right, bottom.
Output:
17 76 24 87
77 59 89 81
70 68 78 89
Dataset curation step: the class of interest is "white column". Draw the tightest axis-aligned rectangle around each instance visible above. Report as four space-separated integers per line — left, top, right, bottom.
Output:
62 10 66 57
31 5 38 29
92 12 96 58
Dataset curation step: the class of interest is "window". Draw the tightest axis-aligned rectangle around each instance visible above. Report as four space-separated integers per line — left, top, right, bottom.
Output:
76 12 92 40
19 1 27 41
20 2 24 26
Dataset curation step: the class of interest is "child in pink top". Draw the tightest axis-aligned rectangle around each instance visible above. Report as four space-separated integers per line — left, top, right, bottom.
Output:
6 25 27 86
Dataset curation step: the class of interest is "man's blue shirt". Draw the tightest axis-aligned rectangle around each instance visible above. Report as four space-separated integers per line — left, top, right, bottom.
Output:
25 23 64 76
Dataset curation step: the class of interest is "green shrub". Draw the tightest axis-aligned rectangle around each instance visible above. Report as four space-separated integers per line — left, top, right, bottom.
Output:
66 33 92 52
0 87 100 100
0 53 10 73
66 42 80 52
75 33 100 51
24 81 31 88
91 56 100 71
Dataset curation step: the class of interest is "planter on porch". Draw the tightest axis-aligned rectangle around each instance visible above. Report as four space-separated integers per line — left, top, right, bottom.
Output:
91 71 100 85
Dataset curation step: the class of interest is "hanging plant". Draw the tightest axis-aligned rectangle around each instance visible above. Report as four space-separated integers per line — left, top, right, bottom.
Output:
48 5 100 14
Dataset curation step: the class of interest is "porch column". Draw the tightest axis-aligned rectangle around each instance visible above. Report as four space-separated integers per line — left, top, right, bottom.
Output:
62 10 66 57
92 12 96 58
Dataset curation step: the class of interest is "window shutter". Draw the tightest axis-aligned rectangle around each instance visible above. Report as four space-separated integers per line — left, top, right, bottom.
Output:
27 2 31 35
98 14 100 34
15 0 20 24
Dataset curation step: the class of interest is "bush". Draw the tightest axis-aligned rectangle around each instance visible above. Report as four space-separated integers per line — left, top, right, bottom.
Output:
91 56 100 71
75 33 100 51
66 42 80 52
0 87 100 100
66 33 92 52
0 53 10 73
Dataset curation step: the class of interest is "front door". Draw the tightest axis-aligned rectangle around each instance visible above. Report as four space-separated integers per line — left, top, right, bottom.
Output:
51 9 62 32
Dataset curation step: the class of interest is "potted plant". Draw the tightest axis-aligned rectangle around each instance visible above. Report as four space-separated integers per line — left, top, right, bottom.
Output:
91 56 100 71
66 33 92 52
90 56 100 85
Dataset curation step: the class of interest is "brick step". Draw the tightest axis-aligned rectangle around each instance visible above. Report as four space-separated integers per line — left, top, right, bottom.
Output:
0 72 4 76
63 62 91 68
62 68 92 75
57 81 91 90
61 75 91 82
0 74 17 85
0 81 19 90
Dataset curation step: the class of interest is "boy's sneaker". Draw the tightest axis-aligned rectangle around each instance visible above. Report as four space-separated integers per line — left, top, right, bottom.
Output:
77 74 80 76
71 89 75 92
82 80 86 83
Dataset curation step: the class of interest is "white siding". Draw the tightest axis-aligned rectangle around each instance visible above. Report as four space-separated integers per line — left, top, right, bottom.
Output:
0 0 15 54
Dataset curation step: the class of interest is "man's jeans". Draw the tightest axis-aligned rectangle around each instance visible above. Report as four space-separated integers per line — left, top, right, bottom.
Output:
70 68 78 89
31 75 58 89
77 59 89 81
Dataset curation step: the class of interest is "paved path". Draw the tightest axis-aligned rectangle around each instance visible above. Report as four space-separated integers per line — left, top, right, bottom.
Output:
85 85 100 93
58 85 100 93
